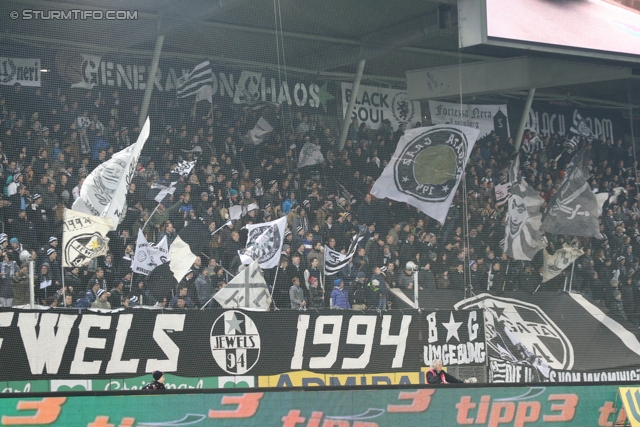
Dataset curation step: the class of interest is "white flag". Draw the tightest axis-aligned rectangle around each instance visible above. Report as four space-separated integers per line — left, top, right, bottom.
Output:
176 60 213 103
370 125 479 224
541 244 584 283
72 117 150 230
239 216 287 269
298 142 324 169
214 260 271 311
131 230 170 276
62 209 113 267
152 181 177 203
171 160 196 177
245 116 273 145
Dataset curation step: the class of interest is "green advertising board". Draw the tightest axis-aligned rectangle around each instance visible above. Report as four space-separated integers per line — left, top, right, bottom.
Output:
0 384 628 426
1 376 254 394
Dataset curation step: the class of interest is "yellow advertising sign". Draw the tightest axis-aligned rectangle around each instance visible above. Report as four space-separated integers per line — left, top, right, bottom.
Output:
619 387 639 427
258 369 430 388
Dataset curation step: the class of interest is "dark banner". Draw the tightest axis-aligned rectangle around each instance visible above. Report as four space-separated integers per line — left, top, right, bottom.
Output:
507 100 628 142
52 51 338 113
0 308 484 381
455 291 640 383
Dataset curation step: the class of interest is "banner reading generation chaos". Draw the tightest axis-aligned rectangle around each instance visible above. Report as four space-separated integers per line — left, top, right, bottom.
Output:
0 308 484 381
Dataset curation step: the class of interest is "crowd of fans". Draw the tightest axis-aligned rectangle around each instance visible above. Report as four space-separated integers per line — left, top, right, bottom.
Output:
0 81 637 321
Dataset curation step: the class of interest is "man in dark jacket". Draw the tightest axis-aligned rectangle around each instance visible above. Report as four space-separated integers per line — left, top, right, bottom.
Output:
142 370 166 390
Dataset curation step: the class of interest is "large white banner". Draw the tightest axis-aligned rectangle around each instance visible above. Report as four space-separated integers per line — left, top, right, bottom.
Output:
72 118 150 229
341 82 421 130
0 57 41 87
428 101 510 141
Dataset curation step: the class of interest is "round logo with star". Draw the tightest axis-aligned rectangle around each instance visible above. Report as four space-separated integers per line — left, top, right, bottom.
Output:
210 310 261 375
245 223 282 264
455 294 574 371
393 127 468 203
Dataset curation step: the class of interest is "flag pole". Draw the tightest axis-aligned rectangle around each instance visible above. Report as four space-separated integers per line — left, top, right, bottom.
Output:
271 265 280 310
143 204 160 232
61 206 68 306
568 261 576 293
61 267 66 307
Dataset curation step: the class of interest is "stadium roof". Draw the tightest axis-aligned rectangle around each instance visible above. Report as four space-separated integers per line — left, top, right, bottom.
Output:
0 0 639 107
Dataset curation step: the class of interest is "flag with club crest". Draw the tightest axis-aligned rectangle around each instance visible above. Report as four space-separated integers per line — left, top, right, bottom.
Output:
542 148 602 238
502 154 546 261
131 229 170 276
62 209 113 268
239 216 287 269
370 125 480 224
298 142 324 169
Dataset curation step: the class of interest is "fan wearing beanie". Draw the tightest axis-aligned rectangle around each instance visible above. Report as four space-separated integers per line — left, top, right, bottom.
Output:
142 370 166 390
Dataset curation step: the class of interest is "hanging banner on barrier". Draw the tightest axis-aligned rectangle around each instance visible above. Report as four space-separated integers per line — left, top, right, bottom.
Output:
53 51 337 112
0 309 484 381
0 57 41 87
514 101 627 142
341 82 422 130
428 101 510 141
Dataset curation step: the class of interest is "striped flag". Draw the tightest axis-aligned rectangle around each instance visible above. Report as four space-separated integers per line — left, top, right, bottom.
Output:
324 233 364 276
176 61 213 103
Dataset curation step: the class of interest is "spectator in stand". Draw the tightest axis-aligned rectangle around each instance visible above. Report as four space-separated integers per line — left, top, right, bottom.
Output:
289 277 306 310
331 278 350 309
91 289 111 310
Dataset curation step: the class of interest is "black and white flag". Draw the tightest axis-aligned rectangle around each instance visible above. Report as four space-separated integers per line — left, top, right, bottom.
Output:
214 260 271 311
131 230 169 276
176 61 213 103
171 160 196 177
542 148 602 238
324 233 365 276
370 125 479 224
522 136 545 155
169 219 209 281
229 203 259 221
502 155 546 261
541 244 584 283
239 216 287 269
569 112 597 141
152 181 177 203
